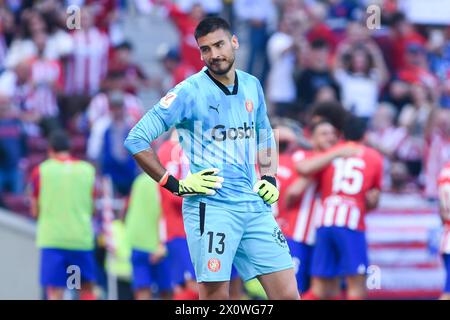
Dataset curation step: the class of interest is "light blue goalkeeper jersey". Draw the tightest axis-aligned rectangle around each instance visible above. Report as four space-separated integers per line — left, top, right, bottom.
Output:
124 67 276 212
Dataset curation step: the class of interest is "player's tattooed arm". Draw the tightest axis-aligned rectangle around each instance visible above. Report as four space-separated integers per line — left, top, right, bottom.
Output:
255 147 280 205
258 147 278 178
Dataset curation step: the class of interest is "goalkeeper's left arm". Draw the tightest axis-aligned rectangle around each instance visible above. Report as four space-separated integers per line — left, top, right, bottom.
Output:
254 147 279 205
254 78 279 205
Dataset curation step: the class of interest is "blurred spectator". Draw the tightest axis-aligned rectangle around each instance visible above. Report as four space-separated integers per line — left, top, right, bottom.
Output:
0 61 37 134
367 102 406 189
85 0 125 45
284 3 309 43
395 83 436 180
0 8 16 71
341 21 372 48
325 0 361 31
108 41 150 95
397 43 438 94
385 79 412 116
427 28 450 109
295 38 339 114
4 10 48 68
0 94 26 194
333 37 388 121
27 30 63 137
386 12 426 73
153 0 205 72
0 7 15 44
399 83 435 139
0 31 62 138
234 0 276 85
156 45 195 94
222 0 236 30
306 1 338 51
312 85 338 104
177 0 223 16
266 15 297 118
389 160 417 193
40 6 75 61
424 109 450 199
64 7 109 96
86 70 143 128
8 6 72 65
367 102 403 159
88 90 139 196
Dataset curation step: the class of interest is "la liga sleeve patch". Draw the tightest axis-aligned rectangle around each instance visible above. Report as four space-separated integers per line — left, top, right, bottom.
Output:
160 92 177 109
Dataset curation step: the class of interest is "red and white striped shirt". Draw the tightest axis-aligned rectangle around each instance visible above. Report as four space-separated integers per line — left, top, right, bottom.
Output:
318 195 363 230
276 149 321 245
425 134 450 199
317 144 383 231
65 28 109 96
87 92 144 127
438 162 450 254
287 183 321 245
26 57 63 117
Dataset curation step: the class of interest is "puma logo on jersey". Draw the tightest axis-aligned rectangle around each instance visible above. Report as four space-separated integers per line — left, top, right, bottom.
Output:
209 104 220 114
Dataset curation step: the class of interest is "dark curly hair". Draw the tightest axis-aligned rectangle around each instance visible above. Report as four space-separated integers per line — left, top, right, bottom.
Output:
308 101 349 134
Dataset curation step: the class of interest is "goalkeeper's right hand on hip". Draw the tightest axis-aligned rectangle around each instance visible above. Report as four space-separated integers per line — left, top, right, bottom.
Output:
159 168 224 196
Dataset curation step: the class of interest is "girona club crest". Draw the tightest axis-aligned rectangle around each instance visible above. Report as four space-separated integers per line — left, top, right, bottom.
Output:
207 258 221 272
245 99 254 113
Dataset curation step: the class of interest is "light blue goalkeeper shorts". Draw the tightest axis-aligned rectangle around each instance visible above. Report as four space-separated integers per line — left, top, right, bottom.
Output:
182 201 294 283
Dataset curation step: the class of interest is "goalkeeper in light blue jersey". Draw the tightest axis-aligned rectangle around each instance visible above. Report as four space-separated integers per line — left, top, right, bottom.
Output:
124 17 298 300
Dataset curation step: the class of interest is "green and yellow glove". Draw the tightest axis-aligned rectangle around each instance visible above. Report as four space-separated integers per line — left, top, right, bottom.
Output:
160 168 224 196
253 175 279 205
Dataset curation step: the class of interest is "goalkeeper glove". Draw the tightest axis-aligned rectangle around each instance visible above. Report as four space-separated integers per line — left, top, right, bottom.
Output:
160 168 224 196
253 175 279 205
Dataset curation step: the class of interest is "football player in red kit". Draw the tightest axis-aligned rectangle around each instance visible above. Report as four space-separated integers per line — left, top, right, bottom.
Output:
276 119 338 294
301 117 383 300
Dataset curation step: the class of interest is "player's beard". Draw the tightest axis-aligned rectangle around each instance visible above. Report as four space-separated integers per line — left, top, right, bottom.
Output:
206 54 235 76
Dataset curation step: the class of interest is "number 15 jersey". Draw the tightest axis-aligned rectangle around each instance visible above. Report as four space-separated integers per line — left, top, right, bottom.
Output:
317 143 383 231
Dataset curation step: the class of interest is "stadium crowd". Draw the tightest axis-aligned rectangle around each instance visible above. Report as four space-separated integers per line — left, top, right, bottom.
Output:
0 0 449 300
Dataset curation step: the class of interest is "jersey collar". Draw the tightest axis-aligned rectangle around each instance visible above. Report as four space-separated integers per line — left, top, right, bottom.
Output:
53 154 75 162
204 69 238 95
